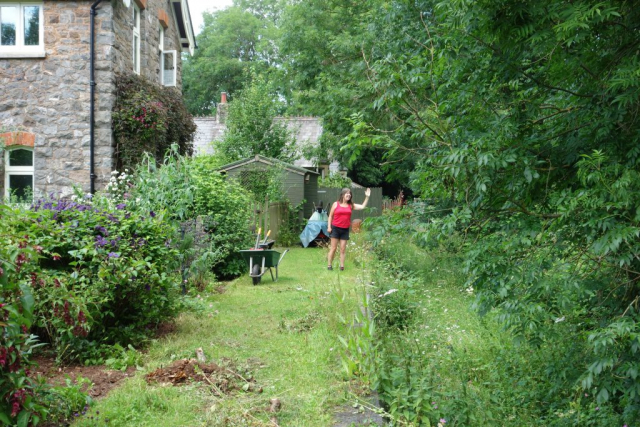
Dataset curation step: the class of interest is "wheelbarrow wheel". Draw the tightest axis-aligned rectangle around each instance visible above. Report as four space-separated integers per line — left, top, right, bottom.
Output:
252 264 261 285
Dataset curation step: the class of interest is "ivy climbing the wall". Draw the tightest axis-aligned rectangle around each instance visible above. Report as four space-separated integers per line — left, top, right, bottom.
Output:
112 73 196 170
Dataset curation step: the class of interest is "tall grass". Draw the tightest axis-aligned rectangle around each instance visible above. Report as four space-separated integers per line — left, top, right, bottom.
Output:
359 233 624 426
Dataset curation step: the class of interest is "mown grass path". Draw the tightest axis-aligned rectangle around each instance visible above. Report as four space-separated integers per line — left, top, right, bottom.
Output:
73 245 367 427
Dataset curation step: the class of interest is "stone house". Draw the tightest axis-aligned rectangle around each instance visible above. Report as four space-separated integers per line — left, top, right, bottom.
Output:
0 0 196 200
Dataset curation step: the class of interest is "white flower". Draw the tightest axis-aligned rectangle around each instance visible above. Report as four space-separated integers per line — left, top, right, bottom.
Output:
379 289 398 297
111 170 119 175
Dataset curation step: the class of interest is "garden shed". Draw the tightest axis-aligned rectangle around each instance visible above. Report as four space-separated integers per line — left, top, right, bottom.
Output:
218 155 320 219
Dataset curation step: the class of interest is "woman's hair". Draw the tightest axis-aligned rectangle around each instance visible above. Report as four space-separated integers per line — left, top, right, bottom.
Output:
337 188 354 207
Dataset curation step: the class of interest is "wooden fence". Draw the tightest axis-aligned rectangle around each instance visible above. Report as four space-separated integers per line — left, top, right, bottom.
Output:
382 190 406 211
315 187 383 222
250 198 289 241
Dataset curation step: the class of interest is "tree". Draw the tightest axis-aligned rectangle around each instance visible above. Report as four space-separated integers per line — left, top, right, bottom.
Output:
182 6 281 115
216 74 296 162
339 0 640 419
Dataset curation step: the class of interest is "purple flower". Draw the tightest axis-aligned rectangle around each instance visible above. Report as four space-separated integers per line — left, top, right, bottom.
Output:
125 213 131 219
150 210 156 218
145 284 151 291
95 225 109 236
107 252 119 258
95 236 108 248
116 203 126 210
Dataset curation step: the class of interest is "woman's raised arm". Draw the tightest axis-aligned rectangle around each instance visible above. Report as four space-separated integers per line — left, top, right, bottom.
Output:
354 188 371 210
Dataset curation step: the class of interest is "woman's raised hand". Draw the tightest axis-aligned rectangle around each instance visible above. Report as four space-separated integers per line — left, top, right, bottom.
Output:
365 188 371 197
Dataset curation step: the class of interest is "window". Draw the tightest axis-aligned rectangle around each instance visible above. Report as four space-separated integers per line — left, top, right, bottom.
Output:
161 50 176 86
4 147 33 202
132 3 140 74
0 2 44 57
158 26 176 86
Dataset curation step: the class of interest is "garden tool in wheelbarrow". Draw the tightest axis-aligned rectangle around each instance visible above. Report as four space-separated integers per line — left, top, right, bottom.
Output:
240 230 288 285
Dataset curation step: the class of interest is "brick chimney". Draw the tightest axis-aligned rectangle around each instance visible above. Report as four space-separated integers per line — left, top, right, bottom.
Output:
216 92 228 124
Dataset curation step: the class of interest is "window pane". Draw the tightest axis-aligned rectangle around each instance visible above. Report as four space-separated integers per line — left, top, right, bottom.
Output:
134 8 139 30
133 34 139 72
0 6 18 46
23 6 39 46
9 149 33 166
9 175 33 202
163 52 175 85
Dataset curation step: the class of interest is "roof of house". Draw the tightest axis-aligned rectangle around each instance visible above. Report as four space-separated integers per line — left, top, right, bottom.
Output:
192 116 325 168
192 117 226 155
273 117 323 168
170 0 197 54
218 155 320 177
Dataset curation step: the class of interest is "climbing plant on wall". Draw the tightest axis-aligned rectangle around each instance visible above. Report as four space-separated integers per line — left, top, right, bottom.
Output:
112 73 196 170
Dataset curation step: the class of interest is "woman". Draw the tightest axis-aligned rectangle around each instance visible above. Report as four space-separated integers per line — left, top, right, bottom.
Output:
327 187 371 270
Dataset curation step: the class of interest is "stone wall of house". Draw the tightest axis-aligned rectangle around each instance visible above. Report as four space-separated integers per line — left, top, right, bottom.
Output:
0 1 115 197
112 0 183 87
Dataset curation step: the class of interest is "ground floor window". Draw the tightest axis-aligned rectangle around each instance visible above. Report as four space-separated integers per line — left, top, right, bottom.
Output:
4 147 33 201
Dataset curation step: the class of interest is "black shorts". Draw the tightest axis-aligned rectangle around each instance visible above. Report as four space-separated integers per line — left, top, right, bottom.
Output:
330 225 350 240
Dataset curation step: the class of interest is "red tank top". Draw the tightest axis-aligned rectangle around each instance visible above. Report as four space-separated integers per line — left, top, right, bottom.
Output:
332 203 352 228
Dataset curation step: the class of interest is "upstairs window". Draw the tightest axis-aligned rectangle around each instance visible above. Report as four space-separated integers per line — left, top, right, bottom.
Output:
4 147 33 202
0 2 44 57
161 50 176 86
132 3 140 74
158 26 176 86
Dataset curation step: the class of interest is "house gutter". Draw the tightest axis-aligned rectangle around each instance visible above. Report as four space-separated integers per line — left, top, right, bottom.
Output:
89 0 106 194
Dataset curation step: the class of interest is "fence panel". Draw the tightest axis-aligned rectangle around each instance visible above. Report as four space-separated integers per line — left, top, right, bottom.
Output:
250 198 286 241
316 187 382 222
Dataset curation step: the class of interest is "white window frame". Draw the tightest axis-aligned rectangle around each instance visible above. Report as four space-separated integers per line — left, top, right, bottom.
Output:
161 50 177 87
158 26 164 83
132 3 140 74
4 147 34 201
0 2 44 58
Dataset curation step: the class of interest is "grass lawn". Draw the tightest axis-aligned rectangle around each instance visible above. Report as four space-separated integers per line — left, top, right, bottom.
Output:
72 244 369 427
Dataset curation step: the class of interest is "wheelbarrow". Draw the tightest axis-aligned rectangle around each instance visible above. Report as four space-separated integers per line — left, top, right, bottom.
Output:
239 243 289 285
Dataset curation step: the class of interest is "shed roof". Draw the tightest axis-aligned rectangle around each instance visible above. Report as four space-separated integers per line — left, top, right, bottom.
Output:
218 155 320 177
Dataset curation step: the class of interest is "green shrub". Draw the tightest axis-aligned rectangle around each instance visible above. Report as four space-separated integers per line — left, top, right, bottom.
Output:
8 194 181 362
318 173 352 189
0 206 47 426
191 157 253 278
39 377 93 425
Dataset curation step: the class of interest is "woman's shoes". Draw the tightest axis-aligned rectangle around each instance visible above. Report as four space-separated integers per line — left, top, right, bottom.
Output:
340 266 344 271
327 265 333 270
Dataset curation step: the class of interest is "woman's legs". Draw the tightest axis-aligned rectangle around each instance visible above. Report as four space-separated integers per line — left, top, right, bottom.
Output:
339 239 348 268
328 237 339 267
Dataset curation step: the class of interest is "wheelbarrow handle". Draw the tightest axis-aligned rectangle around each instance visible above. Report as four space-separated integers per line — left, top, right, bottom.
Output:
277 249 289 266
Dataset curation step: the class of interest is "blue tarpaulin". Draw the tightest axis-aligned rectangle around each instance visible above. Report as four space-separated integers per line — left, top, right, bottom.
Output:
299 220 329 248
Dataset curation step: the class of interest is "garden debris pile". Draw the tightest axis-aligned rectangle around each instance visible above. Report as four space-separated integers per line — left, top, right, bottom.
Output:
145 359 257 395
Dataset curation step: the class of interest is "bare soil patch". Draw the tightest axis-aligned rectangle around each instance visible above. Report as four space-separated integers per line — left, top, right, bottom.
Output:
31 356 135 399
